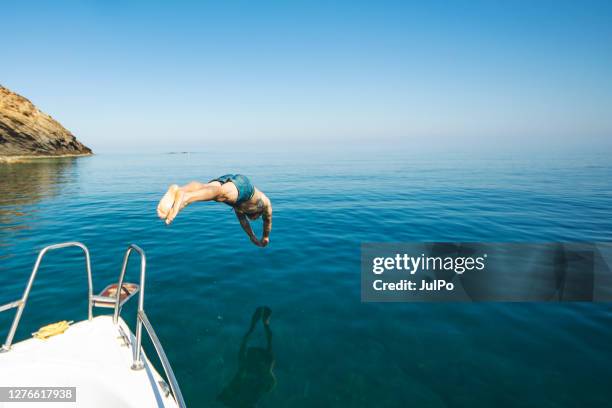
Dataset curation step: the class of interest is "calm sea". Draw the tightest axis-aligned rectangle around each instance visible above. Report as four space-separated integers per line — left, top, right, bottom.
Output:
1 150 612 407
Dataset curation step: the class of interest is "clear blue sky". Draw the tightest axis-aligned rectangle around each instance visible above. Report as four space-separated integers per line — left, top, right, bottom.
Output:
3 1 611 152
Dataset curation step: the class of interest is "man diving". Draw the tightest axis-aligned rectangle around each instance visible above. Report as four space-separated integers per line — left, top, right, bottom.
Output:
157 174 272 247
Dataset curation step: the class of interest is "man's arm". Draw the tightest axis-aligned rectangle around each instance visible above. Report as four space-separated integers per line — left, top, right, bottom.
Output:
260 201 272 247
236 211 263 247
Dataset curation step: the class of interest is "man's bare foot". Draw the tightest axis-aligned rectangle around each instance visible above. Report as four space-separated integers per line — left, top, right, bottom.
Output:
157 184 179 220
165 188 186 225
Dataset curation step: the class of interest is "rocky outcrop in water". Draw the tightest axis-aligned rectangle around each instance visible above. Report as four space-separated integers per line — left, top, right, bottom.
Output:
0 85 92 158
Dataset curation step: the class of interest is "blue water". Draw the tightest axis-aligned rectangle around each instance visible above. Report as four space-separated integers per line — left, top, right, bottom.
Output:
1 150 612 407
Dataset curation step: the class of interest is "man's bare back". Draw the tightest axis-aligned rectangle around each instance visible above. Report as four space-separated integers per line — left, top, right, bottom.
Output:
157 174 272 247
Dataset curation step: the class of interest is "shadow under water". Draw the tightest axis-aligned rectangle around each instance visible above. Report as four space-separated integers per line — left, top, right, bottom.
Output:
217 306 276 408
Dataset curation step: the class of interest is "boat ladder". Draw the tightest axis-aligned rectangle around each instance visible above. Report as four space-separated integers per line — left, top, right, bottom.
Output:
0 242 186 408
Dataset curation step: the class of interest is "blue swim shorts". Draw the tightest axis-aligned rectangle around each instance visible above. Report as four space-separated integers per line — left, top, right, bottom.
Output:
210 174 255 205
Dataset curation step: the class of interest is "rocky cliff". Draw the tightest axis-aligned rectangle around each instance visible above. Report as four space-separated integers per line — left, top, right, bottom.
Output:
0 85 92 158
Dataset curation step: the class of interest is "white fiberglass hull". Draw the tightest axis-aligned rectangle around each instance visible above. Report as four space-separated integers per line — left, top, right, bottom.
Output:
0 315 179 408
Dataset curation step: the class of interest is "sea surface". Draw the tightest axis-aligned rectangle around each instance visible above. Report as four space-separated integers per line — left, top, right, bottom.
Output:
1 150 612 407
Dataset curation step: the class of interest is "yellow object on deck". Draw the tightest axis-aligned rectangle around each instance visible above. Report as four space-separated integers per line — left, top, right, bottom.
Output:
32 320 73 340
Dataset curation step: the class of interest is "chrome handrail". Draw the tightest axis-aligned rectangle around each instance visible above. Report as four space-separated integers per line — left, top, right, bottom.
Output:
116 244 147 370
114 244 186 408
0 300 22 313
138 310 186 408
0 242 93 352
113 244 146 325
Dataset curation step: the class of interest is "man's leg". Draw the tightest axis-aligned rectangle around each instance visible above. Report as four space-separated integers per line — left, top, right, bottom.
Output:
161 180 240 224
179 181 213 193
158 179 240 224
163 181 224 224
180 181 224 202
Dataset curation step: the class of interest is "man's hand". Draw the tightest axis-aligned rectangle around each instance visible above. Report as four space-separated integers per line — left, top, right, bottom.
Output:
250 236 270 247
250 236 264 247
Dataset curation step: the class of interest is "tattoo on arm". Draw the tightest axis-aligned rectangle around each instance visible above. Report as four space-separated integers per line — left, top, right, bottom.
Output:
262 203 272 238
256 198 264 212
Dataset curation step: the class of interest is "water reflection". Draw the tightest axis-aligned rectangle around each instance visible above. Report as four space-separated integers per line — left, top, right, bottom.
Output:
217 306 276 408
0 158 75 227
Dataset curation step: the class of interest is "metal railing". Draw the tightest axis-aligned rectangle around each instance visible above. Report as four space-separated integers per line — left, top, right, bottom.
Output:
138 309 186 408
114 244 146 325
101 244 185 408
0 242 186 408
0 242 92 352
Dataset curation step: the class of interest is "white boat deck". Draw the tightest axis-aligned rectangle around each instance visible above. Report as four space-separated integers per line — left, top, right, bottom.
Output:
0 315 179 408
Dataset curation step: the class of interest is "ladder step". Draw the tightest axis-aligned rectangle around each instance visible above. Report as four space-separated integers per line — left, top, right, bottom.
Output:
91 295 116 308
93 283 139 308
